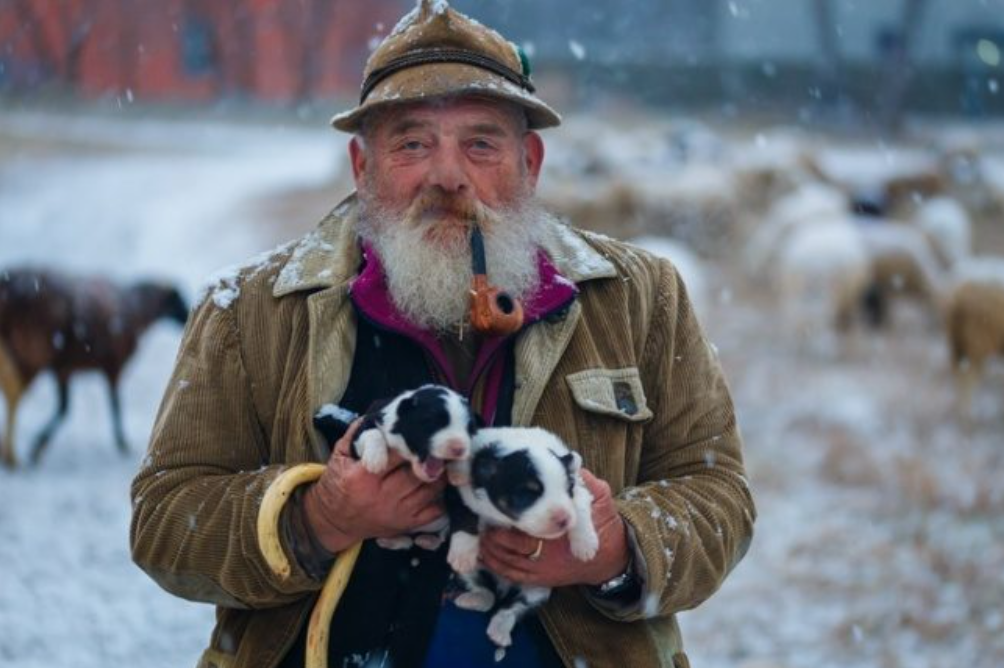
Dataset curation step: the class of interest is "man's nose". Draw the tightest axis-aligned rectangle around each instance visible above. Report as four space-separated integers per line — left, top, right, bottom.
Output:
426 146 470 194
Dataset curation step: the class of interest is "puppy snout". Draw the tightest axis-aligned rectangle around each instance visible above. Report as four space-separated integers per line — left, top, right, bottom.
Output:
444 439 469 460
550 509 573 533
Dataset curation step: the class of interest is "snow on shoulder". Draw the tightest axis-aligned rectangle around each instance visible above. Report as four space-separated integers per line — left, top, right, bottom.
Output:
196 240 297 310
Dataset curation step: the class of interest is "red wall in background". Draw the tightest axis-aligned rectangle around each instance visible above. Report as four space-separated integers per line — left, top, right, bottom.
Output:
0 0 405 102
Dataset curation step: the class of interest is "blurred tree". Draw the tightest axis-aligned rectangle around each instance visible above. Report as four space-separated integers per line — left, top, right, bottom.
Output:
59 0 92 85
115 0 137 95
295 0 336 100
812 0 845 108
877 0 931 132
9 0 92 88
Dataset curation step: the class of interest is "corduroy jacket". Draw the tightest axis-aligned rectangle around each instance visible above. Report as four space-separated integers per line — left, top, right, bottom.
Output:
130 194 755 668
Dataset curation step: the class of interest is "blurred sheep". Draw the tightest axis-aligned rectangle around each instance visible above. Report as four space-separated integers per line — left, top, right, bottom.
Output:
856 221 949 329
855 196 971 329
731 131 827 215
543 179 646 239
946 259 1004 420
775 217 871 349
630 236 708 319
632 167 741 256
0 268 188 468
745 181 850 279
914 196 973 267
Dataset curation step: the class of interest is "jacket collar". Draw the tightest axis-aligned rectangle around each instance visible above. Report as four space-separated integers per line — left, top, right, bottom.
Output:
272 192 618 298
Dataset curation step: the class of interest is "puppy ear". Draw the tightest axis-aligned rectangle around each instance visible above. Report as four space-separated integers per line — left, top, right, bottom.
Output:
471 447 499 484
467 410 485 435
559 451 582 474
395 393 417 416
313 413 350 447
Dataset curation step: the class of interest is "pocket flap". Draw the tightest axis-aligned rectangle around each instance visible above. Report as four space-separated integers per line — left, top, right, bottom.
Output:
565 367 653 422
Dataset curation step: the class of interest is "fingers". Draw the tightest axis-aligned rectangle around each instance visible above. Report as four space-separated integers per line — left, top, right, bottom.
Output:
484 527 537 558
580 468 611 499
480 539 537 582
333 418 364 458
410 503 447 528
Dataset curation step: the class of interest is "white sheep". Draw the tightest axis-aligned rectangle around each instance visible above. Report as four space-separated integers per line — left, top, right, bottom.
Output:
745 181 850 280
914 196 972 268
773 216 871 352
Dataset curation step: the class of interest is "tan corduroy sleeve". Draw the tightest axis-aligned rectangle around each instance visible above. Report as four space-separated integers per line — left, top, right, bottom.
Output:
605 259 755 622
130 296 322 609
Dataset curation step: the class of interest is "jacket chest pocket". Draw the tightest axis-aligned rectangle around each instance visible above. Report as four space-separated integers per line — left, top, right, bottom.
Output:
564 367 652 490
566 367 653 422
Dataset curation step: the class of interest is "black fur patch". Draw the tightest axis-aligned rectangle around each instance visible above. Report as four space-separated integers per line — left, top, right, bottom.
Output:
471 444 545 520
472 569 525 613
556 451 577 497
388 386 453 462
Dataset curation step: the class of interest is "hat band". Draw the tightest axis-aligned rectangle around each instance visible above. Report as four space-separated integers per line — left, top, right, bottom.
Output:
360 48 535 104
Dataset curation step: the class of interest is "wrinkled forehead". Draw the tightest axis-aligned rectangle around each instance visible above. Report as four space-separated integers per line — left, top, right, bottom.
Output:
361 95 527 140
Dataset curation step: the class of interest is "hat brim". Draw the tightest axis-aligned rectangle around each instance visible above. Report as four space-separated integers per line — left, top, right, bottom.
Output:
330 62 561 133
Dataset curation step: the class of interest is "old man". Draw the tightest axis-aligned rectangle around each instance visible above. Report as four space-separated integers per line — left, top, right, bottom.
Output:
130 2 755 667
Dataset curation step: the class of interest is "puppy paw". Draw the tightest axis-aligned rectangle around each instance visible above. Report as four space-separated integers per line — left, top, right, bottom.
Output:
376 536 414 551
447 531 480 574
454 589 495 612
446 462 470 487
487 610 516 648
414 533 445 551
357 430 389 473
569 523 600 562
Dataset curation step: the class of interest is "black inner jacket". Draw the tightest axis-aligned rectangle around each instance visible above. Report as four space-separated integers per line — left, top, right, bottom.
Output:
278 313 562 668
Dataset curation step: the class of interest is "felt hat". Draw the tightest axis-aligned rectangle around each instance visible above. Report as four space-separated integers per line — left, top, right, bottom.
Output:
330 0 561 132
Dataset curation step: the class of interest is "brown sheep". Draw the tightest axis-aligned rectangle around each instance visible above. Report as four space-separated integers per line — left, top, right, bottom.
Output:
947 274 1004 421
856 223 947 329
0 268 188 468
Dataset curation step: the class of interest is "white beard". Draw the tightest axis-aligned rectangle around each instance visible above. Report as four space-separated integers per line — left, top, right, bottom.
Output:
357 197 552 333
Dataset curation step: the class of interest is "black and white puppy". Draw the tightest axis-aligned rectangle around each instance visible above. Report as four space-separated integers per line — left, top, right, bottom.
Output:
313 384 477 550
445 427 599 655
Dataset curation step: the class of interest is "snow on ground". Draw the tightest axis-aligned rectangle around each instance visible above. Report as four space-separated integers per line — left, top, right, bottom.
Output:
0 109 341 668
1 109 1003 668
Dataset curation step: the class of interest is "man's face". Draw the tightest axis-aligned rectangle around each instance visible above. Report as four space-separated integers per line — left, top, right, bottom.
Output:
350 97 544 246
347 96 548 334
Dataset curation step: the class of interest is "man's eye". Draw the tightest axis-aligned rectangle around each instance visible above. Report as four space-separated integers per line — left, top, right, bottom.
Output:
471 139 495 151
401 140 424 151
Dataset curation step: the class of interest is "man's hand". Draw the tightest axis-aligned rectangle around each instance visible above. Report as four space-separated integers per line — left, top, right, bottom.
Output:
303 420 447 553
479 469 630 588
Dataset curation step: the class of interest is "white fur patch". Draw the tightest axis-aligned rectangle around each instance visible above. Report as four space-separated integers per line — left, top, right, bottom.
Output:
447 530 481 574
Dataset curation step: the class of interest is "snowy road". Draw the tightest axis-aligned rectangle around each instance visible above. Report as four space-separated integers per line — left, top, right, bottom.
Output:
0 110 341 668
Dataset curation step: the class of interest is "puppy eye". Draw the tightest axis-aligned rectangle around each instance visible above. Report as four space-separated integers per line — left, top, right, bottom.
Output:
509 491 535 510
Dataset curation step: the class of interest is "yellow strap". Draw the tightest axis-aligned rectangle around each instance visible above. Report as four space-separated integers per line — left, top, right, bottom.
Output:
256 462 364 668
306 541 363 668
257 463 327 579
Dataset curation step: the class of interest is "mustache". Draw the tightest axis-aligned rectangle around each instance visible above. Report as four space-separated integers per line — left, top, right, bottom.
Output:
404 189 497 229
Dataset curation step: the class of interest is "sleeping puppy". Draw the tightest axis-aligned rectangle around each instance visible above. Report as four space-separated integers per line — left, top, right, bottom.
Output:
445 427 599 657
313 384 478 550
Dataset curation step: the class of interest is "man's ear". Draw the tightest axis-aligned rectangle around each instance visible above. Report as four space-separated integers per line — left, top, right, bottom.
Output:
349 136 367 187
522 130 544 187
